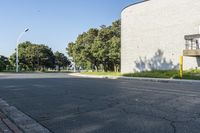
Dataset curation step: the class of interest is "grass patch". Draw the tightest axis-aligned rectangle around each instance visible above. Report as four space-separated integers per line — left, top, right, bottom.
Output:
123 70 179 79
174 70 200 80
81 72 122 76
123 70 200 80
176 74 200 80
81 70 200 80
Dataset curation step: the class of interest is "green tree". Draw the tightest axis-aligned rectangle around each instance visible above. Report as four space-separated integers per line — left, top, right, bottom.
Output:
54 51 70 71
66 19 121 72
108 20 121 72
108 36 120 72
37 45 55 71
9 41 55 71
0 55 9 71
67 28 99 70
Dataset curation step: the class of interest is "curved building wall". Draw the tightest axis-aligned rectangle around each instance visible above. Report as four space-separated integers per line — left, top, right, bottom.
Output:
121 0 200 73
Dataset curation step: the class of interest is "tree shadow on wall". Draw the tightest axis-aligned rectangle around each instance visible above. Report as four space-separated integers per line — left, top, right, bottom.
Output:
134 49 179 72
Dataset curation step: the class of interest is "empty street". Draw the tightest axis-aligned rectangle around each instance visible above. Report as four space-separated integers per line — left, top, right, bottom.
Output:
0 73 200 133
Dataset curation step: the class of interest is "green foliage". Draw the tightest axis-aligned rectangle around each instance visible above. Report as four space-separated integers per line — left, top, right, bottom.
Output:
123 70 179 78
54 51 71 71
0 55 10 71
8 41 70 72
123 70 200 80
82 69 200 80
0 59 3 72
66 20 121 72
174 69 200 80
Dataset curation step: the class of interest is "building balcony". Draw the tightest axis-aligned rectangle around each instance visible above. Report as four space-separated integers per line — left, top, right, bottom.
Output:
183 34 200 57
183 49 200 57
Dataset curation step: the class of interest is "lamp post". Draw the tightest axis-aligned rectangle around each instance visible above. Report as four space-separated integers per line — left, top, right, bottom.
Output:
74 61 76 73
16 28 29 73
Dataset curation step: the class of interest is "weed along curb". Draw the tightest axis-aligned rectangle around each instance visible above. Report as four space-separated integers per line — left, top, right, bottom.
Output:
0 98 52 133
70 73 200 85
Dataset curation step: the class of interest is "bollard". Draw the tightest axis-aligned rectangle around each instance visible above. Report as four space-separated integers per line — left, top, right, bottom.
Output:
179 56 183 78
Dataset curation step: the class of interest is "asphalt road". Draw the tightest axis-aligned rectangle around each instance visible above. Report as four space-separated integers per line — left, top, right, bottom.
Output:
0 73 200 133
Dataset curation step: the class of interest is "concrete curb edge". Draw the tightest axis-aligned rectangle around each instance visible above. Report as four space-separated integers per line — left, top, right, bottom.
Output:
69 73 200 84
0 98 51 133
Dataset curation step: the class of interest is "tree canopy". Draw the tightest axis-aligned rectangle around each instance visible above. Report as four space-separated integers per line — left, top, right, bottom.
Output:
0 55 9 72
9 41 70 71
67 20 121 72
54 51 71 71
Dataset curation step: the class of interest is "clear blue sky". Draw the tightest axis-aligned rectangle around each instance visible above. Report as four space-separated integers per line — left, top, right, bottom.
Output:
0 0 141 57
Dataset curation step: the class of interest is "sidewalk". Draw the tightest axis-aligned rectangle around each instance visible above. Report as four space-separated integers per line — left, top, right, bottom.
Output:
70 73 200 84
0 98 51 133
0 111 23 133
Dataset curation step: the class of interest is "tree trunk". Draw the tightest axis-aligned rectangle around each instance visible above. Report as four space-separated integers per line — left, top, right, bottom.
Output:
114 65 117 72
94 65 98 72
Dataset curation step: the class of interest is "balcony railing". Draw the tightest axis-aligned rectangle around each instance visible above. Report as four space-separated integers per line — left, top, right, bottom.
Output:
183 34 200 57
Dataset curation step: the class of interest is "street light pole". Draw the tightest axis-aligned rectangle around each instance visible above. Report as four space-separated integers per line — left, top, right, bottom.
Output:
16 28 29 73
74 61 76 73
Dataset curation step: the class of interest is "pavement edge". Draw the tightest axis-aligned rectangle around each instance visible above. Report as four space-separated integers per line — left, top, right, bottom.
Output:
0 98 51 133
70 73 200 85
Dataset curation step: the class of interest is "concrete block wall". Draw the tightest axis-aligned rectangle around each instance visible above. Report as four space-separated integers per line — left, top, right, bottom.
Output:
121 0 200 73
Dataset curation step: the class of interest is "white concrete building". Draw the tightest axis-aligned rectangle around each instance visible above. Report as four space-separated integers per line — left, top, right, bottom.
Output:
121 0 200 73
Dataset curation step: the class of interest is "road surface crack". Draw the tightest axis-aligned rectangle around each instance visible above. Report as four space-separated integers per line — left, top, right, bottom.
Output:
170 122 176 133
162 117 176 133
119 107 180 133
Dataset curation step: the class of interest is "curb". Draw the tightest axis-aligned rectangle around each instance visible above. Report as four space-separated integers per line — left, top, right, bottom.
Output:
118 76 200 85
0 98 51 133
0 110 23 133
69 73 200 85
69 73 119 79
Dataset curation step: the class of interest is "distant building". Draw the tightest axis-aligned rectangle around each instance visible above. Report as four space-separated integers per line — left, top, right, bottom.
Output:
121 0 200 73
